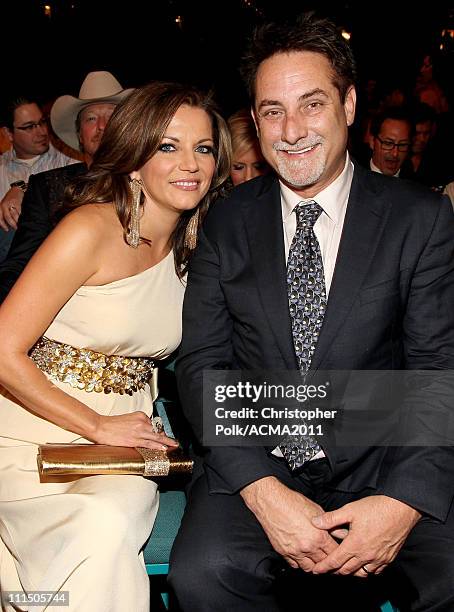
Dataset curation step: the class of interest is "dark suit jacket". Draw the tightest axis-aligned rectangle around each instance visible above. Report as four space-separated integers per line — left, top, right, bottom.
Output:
176 163 454 522
0 162 87 303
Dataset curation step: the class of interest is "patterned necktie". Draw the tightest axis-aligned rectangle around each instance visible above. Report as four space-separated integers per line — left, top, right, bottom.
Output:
279 201 327 470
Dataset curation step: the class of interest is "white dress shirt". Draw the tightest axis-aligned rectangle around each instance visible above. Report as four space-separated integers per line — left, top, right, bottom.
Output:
273 154 354 460
281 154 354 295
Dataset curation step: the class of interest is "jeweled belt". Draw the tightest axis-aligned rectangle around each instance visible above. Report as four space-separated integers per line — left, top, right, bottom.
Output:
29 336 154 395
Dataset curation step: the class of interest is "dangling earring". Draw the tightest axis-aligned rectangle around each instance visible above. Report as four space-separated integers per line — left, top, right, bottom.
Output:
127 178 142 248
184 207 200 250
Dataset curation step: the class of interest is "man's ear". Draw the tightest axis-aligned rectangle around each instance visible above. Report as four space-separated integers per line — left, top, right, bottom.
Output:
251 107 259 136
344 86 356 127
2 127 13 146
368 134 375 151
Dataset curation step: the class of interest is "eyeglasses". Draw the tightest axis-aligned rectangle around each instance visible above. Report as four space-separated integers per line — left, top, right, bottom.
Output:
13 118 48 132
376 136 410 152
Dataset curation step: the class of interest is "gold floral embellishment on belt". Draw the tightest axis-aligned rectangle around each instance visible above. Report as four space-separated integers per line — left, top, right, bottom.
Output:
30 337 154 395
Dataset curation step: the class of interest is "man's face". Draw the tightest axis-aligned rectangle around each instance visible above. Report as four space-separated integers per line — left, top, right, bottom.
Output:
412 120 433 154
252 51 356 198
6 103 49 159
370 119 411 176
78 103 116 161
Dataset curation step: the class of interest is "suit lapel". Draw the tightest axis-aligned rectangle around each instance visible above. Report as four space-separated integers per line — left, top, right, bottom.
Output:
311 165 392 370
243 177 298 369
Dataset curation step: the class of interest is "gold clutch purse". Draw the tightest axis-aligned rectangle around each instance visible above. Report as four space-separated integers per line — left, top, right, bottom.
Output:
37 444 193 478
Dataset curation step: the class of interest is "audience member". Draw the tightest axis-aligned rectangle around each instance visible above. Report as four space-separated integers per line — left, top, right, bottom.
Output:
170 12 454 612
227 109 270 185
0 80 231 612
414 54 449 115
401 102 453 189
368 106 413 177
0 96 76 260
0 71 132 303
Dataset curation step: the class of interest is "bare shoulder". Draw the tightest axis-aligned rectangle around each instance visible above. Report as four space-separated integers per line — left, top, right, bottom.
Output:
48 203 119 252
60 203 116 235
3 205 120 321
20 203 120 286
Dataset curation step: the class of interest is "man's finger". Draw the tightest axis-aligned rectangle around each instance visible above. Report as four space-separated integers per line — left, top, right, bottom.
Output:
312 507 351 530
10 207 20 225
333 556 365 576
352 563 384 578
312 546 353 574
297 557 315 572
352 568 370 578
4 210 18 230
320 535 340 556
306 546 330 564
285 556 299 569
331 527 349 540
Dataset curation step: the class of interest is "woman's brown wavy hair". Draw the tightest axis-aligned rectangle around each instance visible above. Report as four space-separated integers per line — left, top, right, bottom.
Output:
63 81 232 277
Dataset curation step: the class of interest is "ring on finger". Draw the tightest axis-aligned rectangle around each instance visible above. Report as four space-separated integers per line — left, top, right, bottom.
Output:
362 564 373 575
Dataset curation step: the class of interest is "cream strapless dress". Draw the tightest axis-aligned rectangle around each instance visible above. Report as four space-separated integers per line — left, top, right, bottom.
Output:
0 251 185 612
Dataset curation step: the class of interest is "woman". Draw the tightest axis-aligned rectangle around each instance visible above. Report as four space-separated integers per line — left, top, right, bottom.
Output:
227 108 270 186
0 82 231 611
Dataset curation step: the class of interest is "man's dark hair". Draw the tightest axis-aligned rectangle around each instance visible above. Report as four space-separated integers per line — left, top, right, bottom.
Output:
370 106 414 138
0 95 40 129
241 11 357 104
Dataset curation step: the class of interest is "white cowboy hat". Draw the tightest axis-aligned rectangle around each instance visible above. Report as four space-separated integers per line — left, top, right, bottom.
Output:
50 71 134 150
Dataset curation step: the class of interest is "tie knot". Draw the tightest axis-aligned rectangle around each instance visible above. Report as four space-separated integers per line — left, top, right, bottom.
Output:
294 201 323 229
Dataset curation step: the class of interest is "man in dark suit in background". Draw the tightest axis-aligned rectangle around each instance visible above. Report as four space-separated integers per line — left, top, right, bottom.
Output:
169 12 454 612
368 106 413 177
0 71 133 303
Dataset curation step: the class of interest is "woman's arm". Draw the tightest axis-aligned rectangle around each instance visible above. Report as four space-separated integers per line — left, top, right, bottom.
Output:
0 206 177 449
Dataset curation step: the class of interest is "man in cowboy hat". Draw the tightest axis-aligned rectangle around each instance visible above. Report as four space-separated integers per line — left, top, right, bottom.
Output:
0 71 133 302
51 70 134 162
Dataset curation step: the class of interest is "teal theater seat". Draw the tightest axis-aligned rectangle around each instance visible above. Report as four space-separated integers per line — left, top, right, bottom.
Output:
144 490 186 573
144 391 187 610
381 602 398 611
144 489 186 610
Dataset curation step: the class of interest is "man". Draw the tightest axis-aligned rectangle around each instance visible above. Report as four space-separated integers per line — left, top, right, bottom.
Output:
169 13 454 612
0 96 76 260
410 102 436 172
368 107 413 177
401 102 452 190
0 71 133 302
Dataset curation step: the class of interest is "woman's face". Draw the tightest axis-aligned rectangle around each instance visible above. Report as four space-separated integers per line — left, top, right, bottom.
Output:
135 104 216 216
230 142 270 186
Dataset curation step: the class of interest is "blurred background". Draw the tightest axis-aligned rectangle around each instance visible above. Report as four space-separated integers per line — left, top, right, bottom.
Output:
4 0 454 115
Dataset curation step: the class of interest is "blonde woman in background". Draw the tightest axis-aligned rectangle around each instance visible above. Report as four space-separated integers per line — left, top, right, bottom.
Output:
228 108 270 186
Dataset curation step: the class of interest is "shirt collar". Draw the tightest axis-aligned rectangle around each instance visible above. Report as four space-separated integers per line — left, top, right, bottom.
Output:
6 143 53 166
280 153 353 224
370 158 400 177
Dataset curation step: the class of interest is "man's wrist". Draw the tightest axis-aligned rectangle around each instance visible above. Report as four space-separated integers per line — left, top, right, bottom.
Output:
377 494 422 526
10 180 27 193
241 476 281 512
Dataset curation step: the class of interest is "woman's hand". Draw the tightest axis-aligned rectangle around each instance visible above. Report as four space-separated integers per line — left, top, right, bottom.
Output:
91 411 179 449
